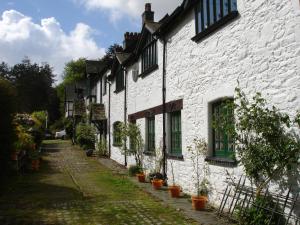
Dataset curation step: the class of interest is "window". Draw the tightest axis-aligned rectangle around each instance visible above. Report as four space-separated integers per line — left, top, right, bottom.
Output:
212 100 234 158
115 65 124 92
195 0 237 34
141 32 157 73
170 111 182 156
103 75 107 96
146 117 155 152
113 121 122 147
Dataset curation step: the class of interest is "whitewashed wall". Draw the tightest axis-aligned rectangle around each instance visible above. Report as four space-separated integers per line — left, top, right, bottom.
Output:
103 0 300 207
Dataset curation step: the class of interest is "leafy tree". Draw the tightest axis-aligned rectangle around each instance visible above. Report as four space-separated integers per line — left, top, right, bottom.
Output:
217 88 300 197
62 58 86 84
100 44 122 66
0 78 17 173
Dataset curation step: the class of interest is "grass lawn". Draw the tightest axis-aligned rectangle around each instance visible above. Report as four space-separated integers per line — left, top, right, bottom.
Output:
0 140 197 225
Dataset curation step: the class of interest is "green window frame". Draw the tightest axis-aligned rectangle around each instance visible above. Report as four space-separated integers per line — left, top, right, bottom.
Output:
103 75 107 96
146 117 155 152
195 0 237 34
141 32 157 73
212 100 234 158
170 111 182 156
113 121 122 147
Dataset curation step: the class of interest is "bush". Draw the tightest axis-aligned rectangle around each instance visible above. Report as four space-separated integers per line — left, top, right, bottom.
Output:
0 79 16 173
75 123 95 150
128 165 142 176
96 138 107 157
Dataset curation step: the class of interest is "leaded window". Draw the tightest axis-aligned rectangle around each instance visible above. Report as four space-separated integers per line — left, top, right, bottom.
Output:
212 100 234 158
113 121 122 147
170 111 182 156
146 117 155 152
195 0 237 34
115 65 124 92
141 33 157 73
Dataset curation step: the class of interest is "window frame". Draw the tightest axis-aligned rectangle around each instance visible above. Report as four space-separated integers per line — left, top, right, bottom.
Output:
103 75 107 96
115 65 124 93
113 121 122 147
146 116 155 152
212 99 234 159
169 111 182 156
141 32 157 74
193 0 238 42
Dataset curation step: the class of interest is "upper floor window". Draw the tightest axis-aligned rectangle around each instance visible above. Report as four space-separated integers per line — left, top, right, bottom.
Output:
141 33 157 73
115 65 124 92
195 0 237 35
102 75 107 96
212 99 234 158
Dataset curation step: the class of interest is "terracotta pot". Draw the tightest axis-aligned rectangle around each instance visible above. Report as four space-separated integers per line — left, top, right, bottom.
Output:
11 152 18 161
152 179 163 190
191 196 208 210
136 173 146 182
169 185 181 198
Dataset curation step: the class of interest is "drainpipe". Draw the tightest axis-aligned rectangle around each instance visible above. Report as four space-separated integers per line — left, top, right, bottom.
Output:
162 37 167 180
123 66 128 167
108 80 111 158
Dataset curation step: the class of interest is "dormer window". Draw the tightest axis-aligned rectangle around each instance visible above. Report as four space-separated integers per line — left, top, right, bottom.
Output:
193 0 238 42
141 33 157 73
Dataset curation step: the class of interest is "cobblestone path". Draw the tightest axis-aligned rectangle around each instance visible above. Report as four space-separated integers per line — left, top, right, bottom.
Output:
0 141 197 225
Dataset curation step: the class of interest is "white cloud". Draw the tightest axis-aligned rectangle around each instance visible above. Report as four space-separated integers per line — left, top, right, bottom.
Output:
0 10 105 81
76 0 183 23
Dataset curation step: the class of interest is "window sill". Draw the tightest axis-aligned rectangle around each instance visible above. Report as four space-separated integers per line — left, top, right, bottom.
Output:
114 88 124 94
139 64 158 78
205 156 237 167
167 154 184 161
191 11 239 43
144 151 155 156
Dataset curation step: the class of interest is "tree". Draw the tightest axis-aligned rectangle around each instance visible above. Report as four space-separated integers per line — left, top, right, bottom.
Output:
0 78 17 173
62 58 86 84
217 88 300 197
100 44 123 66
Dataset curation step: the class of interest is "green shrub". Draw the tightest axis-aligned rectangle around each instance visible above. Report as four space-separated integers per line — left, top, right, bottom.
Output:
0 79 16 173
75 123 95 149
96 138 107 157
64 118 73 138
128 165 142 176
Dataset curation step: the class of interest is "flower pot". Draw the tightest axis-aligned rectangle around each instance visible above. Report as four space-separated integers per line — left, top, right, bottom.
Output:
31 159 40 171
136 173 146 182
191 196 208 210
152 179 163 190
168 185 181 198
11 152 18 161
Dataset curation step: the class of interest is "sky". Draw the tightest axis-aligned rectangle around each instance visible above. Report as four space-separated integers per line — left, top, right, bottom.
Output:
0 0 182 82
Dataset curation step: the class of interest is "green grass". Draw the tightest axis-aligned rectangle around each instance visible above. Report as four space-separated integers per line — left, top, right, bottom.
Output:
0 141 197 224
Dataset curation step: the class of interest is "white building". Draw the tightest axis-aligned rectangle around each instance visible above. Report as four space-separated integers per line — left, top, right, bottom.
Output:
80 0 300 207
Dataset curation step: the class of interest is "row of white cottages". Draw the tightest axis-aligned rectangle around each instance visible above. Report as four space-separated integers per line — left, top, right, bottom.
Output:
65 0 300 206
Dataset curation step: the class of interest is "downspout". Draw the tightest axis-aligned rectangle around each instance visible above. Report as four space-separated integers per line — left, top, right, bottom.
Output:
123 66 128 167
108 80 111 158
162 37 167 180
100 75 103 104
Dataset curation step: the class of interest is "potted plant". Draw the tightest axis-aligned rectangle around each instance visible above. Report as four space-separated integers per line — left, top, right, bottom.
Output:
168 161 181 197
150 149 164 189
187 138 210 210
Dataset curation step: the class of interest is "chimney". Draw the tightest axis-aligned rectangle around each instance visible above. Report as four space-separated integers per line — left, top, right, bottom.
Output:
123 32 140 52
142 3 154 25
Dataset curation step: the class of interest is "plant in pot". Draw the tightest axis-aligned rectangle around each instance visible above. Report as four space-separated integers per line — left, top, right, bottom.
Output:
187 138 210 210
149 149 164 189
118 122 146 182
168 161 181 197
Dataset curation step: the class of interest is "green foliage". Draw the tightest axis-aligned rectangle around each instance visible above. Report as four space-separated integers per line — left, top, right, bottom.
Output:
76 123 96 150
218 88 300 196
96 138 107 157
118 122 144 168
0 78 16 172
187 138 210 196
128 165 142 176
63 58 86 84
64 118 74 138
236 196 286 225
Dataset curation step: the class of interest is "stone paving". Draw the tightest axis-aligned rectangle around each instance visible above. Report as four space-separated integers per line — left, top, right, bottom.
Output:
0 141 199 225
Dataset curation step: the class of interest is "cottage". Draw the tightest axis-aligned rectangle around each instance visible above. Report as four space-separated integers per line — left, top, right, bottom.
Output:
68 0 300 208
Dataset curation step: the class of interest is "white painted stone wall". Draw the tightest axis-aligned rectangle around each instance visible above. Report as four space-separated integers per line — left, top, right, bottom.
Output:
99 0 300 207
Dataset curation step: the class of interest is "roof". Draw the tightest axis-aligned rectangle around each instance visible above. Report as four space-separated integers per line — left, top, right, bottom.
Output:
85 60 107 76
115 52 131 65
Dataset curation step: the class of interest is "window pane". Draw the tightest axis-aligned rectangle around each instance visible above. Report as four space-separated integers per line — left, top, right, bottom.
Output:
209 0 214 25
197 2 202 33
216 0 221 20
203 0 208 29
223 0 229 16
231 0 237 11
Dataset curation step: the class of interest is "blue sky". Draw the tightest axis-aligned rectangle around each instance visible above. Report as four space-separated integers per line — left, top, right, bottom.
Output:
0 0 181 81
